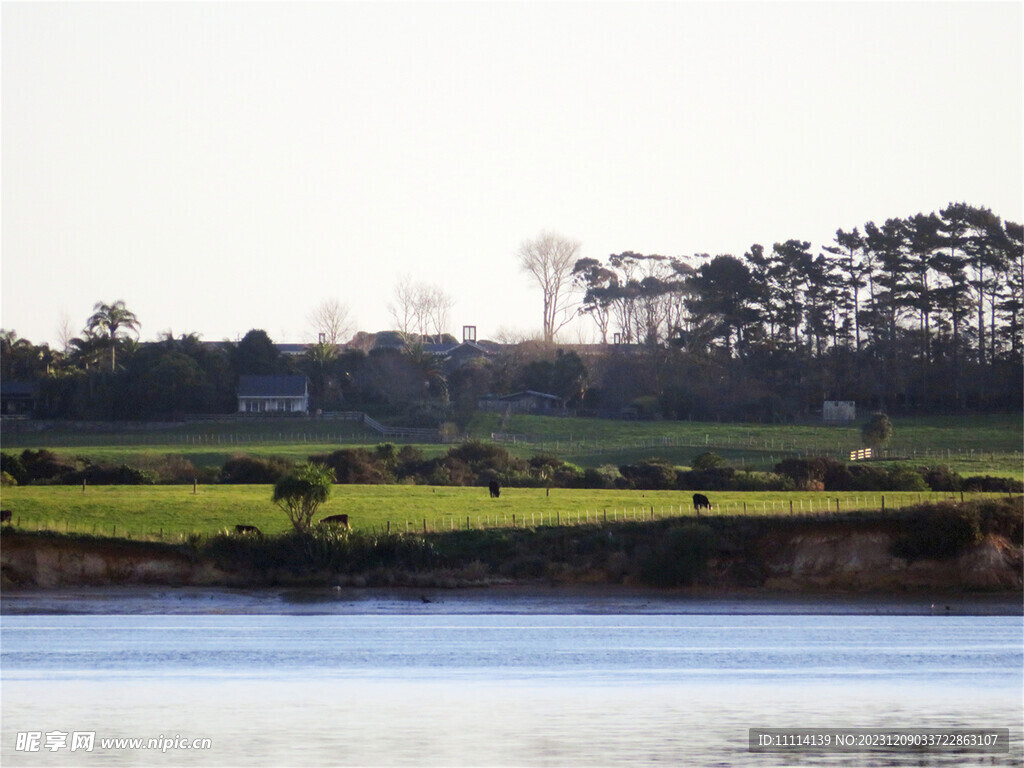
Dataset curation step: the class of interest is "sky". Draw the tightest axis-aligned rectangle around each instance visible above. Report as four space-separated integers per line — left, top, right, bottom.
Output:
3 1 1022 348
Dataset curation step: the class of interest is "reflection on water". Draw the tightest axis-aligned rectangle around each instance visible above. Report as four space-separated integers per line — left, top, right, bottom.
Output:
1 591 1021 767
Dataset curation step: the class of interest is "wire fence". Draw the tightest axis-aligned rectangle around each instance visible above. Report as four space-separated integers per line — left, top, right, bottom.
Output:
8 491 1006 542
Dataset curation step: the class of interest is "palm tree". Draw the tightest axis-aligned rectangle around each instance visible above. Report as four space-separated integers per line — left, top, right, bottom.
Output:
85 300 140 371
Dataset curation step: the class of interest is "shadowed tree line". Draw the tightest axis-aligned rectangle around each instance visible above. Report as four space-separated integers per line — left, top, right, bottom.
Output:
573 202 1022 415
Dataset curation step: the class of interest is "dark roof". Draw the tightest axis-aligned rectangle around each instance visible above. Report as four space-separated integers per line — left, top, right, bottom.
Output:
275 343 309 356
237 375 308 397
0 381 36 397
498 390 563 402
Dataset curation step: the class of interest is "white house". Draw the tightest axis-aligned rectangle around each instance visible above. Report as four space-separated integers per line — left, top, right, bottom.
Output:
823 400 856 423
237 375 310 414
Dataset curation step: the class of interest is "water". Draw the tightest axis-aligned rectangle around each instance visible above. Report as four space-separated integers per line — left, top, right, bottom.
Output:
1 588 1021 767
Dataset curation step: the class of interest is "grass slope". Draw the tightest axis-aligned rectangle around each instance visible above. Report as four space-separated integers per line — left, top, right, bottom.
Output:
3 413 1020 478
0 484 1007 540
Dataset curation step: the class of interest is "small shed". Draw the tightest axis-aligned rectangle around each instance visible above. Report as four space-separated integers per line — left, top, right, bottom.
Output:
481 390 565 414
237 375 309 414
823 400 856 423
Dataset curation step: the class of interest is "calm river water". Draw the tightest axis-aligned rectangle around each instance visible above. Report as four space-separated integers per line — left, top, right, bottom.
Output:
1 588 1021 767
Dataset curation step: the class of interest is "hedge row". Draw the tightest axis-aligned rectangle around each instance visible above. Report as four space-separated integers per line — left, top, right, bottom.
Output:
2 446 1021 495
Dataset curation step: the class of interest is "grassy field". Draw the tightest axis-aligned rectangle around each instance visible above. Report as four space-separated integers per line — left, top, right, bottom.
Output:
2 412 1021 478
0 484 1008 541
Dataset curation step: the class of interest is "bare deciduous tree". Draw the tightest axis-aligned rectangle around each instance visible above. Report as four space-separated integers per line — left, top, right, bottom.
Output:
518 231 581 342
308 299 354 346
389 277 454 342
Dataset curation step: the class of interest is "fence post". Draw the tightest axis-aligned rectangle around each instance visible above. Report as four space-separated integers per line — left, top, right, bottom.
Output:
881 496 886 512
789 500 793 515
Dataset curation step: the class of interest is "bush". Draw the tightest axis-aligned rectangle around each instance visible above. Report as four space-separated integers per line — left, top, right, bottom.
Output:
220 455 294 484
676 466 736 491
976 498 1024 544
619 459 677 490
310 449 394 484
691 451 728 471
64 463 157 485
775 457 843 490
891 503 982 561
862 412 893 448
923 465 963 492
6 449 74 484
961 475 1024 493
447 441 527 476
0 452 26 485
1 471 17 487
884 466 929 492
135 454 200 484
273 463 336 533
637 524 718 586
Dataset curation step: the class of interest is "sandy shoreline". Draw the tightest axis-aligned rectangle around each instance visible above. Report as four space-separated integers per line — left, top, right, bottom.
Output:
2 583 1021 615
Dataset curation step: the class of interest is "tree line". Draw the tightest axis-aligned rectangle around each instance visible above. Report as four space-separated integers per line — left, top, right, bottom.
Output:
2 201 1020 421
569 201 1021 414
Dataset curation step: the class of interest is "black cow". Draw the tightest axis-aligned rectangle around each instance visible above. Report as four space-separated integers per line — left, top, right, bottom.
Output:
488 480 500 498
234 524 262 535
320 514 350 528
692 494 711 513
1 509 12 524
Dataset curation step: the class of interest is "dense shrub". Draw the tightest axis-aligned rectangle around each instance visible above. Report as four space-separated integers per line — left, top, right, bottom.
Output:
64 463 157 485
135 454 201 484
0 453 26 485
976 498 1024 544
220 455 294 484
728 471 792 492
923 465 963 492
961 475 1024 493
308 449 394 484
691 451 727 471
1 471 17 487
676 467 736 491
3 449 74 484
890 503 983 561
774 457 842 490
884 466 930 492
619 459 677 490
424 456 476 486
202 528 439 575
637 524 718 586
447 441 528 476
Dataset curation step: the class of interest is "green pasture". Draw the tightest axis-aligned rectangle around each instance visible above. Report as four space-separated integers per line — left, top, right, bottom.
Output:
3 412 1020 478
0 484 1008 541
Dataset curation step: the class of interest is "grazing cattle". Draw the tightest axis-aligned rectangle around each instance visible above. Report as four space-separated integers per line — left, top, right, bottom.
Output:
1 509 11 524
692 494 711 513
488 480 500 498
234 524 262 535
320 514 350 528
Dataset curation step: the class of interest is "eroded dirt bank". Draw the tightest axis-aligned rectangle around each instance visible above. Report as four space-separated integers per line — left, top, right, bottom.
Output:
3 523 1021 593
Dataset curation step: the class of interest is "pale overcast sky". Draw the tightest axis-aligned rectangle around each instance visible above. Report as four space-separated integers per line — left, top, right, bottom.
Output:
3 1 1021 347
